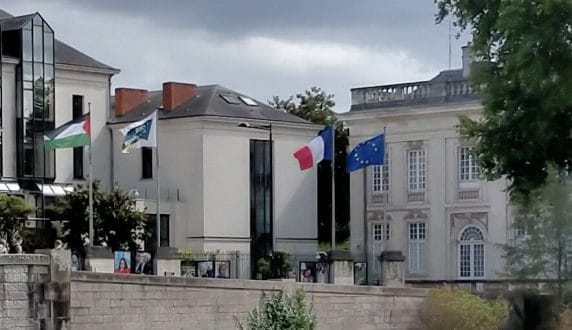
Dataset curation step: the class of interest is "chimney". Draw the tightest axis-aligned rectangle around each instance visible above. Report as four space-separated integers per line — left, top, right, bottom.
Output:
462 43 473 79
162 82 197 111
115 88 148 117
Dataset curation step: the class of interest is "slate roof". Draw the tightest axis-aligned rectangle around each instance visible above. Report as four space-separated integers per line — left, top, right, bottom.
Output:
0 9 118 72
110 85 310 125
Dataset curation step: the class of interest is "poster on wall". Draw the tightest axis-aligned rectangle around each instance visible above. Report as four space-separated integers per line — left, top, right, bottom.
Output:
197 261 215 278
114 251 131 274
316 262 329 283
181 260 197 278
134 251 153 275
354 262 367 285
215 261 230 279
299 261 316 283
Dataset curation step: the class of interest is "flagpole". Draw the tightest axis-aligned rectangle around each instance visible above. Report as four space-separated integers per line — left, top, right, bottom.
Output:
88 103 94 247
155 110 161 249
331 125 336 251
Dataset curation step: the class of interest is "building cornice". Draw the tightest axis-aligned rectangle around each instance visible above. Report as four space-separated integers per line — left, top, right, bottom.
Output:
55 63 120 76
339 101 483 122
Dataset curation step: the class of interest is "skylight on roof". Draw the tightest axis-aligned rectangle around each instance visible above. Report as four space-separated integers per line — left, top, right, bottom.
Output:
239 96 258 106
220 94 241 104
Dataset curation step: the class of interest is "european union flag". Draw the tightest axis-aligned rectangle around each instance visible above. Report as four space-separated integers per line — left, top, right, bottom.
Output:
346 134 384 173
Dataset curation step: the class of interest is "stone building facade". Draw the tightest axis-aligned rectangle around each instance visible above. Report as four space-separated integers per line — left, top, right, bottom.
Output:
340 46 513 285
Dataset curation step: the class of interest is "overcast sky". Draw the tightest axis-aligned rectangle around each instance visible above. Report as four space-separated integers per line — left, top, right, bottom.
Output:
0 0 469 113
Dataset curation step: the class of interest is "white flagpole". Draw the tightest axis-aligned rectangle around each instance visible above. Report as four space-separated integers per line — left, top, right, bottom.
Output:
155 111 161 249
331 126 336 251
88 103 94 247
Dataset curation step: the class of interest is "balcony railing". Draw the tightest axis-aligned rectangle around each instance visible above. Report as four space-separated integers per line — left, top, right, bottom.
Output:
351 79 479 110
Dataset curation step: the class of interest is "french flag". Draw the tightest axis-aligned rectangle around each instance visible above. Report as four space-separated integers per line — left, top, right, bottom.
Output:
293 126 333 170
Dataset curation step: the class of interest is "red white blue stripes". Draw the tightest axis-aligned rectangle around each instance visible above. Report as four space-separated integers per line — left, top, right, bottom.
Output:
292 126 333 170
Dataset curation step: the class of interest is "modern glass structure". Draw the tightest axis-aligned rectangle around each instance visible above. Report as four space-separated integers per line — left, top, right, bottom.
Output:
1 13 56 216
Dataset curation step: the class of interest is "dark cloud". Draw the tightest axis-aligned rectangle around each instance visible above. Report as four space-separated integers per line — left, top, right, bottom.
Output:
0 0 470 112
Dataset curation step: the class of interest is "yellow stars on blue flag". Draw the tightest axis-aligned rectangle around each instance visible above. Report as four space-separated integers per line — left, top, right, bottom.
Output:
346 134 385 173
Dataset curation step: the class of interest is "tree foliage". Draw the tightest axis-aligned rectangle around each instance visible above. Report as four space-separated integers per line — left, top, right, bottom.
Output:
504 169 572 299
235 289 316 330
436 0 572 195
59 181 150 253
269 87 350 245
421 287 507 330
0 194 34 242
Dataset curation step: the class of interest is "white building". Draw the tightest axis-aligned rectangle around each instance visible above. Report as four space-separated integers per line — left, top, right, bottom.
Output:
108 82 320 277
0 10 118 221
340 47 513 285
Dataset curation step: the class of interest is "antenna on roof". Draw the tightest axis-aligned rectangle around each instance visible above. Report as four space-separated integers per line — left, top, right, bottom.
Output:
448 19 452 70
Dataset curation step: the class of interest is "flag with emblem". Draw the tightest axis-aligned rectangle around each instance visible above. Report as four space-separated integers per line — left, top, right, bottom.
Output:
120 111 157 153
346 133 384 172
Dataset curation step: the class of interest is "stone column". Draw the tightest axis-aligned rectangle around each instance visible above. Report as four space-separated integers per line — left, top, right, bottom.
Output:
328 250 354 285
84 246 113 273
37 249 72 329
379 251 405 287
154 247 181 276
0 254 51 329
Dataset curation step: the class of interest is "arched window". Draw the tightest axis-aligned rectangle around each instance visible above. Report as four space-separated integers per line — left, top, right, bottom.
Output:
459 226 485 278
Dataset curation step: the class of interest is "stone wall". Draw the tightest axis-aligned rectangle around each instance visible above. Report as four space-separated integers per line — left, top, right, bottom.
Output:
70 272 428 330
0 254 51 329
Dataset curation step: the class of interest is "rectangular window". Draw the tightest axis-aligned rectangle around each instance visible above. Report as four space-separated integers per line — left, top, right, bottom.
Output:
408 222 426 274
141 147 153 179
72 95 84 179
372 153 390 192
160 215 170 247
145 214 170 250
459 147 479 181
250 139 273 277
408 150 426 191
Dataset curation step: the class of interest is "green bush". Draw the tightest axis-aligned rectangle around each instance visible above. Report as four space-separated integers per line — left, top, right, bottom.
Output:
256 251 293 280
421 287 508 330
235 289 316 330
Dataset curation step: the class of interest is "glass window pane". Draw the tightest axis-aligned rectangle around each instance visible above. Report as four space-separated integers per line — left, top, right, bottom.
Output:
44 31 54 64
33 26 43 62
22 30 32 61
34 87 44 119
23 62 33 81
23 90 33 118
33 15 43 26
24 146 33 176
34 62 43 82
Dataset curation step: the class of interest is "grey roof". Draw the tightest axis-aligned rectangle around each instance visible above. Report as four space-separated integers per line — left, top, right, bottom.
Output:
110 85 310 125
0 9 118 72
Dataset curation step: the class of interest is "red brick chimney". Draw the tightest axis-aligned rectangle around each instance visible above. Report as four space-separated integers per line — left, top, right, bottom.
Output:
115 88 148 117
162 82 197 111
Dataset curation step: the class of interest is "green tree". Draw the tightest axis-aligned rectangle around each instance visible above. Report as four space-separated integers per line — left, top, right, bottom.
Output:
235 289 316 330
0 194 34 242
59 181 150 253
504 169 572 299
270 87 349 247
435 0 572 196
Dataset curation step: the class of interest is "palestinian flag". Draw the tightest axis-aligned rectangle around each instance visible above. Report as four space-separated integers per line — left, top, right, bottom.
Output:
44 114 90 149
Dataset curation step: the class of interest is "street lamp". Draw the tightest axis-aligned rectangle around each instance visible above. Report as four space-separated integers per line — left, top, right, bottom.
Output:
238 122 274 255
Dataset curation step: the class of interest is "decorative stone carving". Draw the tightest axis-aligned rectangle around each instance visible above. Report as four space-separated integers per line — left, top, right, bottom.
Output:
404 209 428 221
367 211 394 222
407 140 424 149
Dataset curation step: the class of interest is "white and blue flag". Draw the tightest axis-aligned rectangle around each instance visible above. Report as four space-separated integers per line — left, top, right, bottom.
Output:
120 111 157 153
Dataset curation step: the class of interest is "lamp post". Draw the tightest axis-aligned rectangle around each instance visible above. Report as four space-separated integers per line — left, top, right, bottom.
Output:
238 122 274 255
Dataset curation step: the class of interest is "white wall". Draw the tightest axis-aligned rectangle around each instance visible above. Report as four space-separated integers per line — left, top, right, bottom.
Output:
343 102 510 282
54 67 113 189
111 115 319 255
